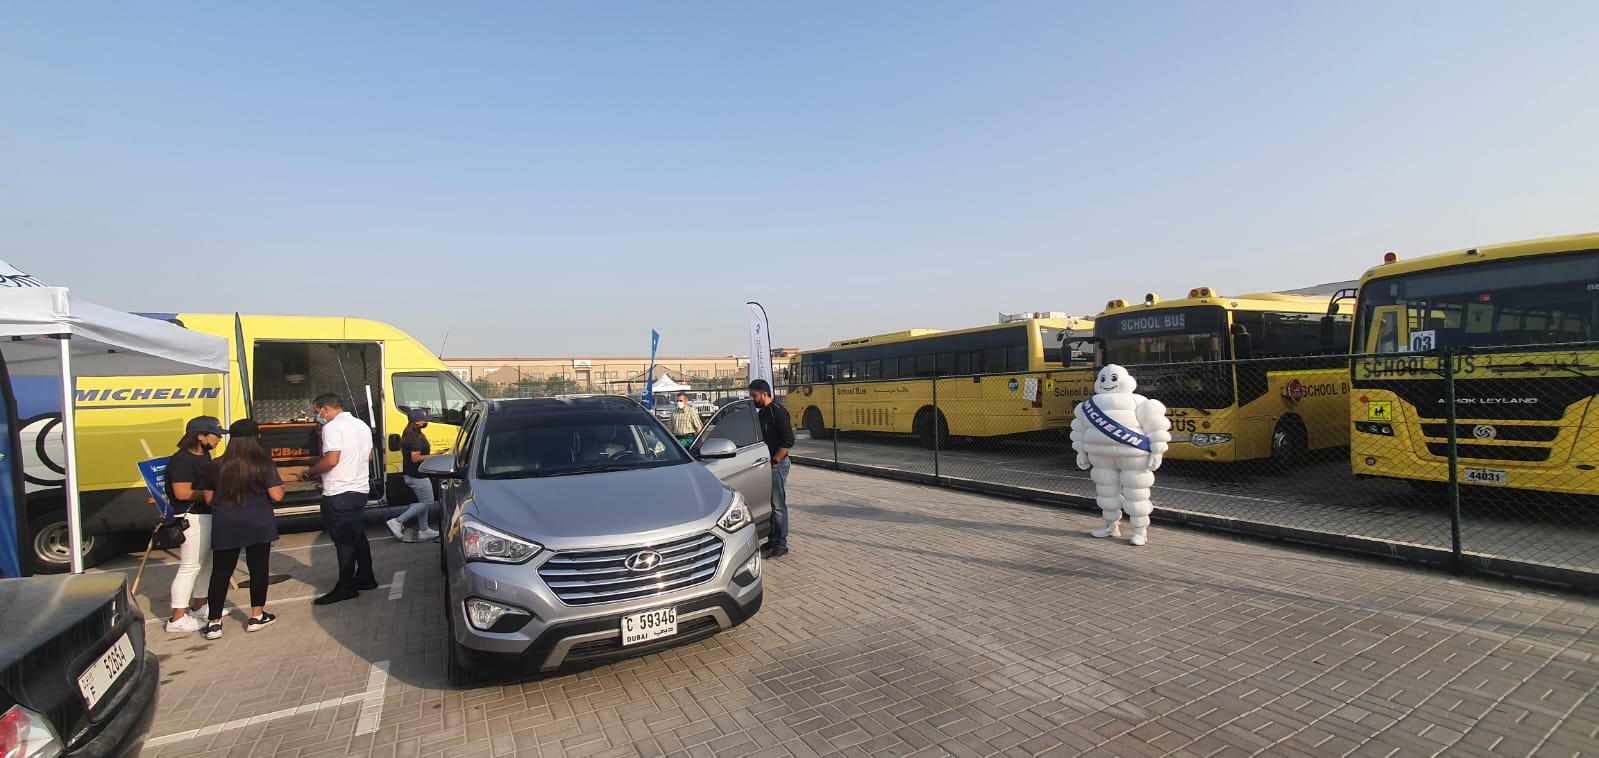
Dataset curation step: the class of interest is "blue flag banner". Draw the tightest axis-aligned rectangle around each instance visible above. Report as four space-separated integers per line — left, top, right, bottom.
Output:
1082 396 1152 452
643 329 661 410
138 458 173 519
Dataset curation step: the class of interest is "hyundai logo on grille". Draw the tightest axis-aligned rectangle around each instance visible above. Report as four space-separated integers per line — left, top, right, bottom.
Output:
624 550 663 572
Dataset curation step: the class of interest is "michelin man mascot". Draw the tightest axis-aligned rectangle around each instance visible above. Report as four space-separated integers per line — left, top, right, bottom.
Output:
1070 365 1172 546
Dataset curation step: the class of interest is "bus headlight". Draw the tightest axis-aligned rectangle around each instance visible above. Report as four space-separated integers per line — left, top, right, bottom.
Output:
1355 422 1394 436
1190 433 1232 447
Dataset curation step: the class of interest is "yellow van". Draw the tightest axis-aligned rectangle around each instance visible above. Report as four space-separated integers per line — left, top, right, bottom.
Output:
18 313 480 572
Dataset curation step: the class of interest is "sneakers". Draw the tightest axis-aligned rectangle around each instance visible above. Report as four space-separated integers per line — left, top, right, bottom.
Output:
165 614 205 634
203 622 224 640
246 612 277 632
416 527 440 542
385 518 405 541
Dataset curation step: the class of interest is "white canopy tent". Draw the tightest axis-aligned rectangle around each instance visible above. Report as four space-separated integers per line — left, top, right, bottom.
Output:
0 281 230 573
645 376 692 395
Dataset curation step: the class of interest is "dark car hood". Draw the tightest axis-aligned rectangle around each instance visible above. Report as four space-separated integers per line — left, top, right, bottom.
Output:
0 573 127 674
467 462 731 545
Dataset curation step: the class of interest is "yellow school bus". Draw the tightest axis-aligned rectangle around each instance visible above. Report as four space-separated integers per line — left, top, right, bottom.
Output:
785 315 1095 448
1091 289 1353 464
1348 232 1599 495
20 313 479 572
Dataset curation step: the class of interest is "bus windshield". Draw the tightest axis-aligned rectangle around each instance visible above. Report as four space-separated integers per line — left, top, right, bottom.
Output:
1099 306 1230 365
1096 306 1233 409
1355 249 1599 354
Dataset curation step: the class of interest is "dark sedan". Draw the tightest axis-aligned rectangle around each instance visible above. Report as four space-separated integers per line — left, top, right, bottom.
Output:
0 573 160 757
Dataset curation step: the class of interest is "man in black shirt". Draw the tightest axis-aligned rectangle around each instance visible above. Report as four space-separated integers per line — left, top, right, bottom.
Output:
750 379 794 558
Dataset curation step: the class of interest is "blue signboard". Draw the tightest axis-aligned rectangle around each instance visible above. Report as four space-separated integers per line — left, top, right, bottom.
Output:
138 458 172 519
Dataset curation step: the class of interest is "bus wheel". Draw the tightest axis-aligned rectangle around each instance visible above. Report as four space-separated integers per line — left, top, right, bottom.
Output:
1269 417 1308 469
915 408 949 450
27 510 105 574
803 407 832 440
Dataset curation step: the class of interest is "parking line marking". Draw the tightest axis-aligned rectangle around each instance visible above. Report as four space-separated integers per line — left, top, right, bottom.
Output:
355 660 390 735
145 693 363 747
388 570 406 600
146 659 392 747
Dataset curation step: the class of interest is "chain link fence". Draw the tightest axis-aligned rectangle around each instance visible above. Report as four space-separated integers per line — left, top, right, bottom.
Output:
787 349 1599 592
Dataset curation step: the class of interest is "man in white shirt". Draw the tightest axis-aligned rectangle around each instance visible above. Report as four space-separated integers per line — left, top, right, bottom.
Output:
304 393 378 605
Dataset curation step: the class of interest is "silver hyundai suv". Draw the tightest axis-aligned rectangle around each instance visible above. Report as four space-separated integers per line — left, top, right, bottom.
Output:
423 396 772 685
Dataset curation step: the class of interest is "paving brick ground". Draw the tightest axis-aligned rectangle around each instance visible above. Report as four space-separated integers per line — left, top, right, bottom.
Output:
106 467 1599 757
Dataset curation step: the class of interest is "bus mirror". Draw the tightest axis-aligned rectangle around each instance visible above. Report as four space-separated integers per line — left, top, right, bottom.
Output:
1319 316 1336 348
1065 338 1101 367
388 433 401 452
1230 324 1254 360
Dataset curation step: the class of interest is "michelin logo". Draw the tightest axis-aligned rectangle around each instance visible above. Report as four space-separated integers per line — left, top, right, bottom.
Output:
77 387 221 403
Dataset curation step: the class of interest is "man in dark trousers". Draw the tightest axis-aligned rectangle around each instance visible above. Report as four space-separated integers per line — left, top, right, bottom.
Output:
302 393 378 605
749 379 794 558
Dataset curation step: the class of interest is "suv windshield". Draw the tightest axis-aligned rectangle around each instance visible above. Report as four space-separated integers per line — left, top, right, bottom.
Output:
478 407 692 479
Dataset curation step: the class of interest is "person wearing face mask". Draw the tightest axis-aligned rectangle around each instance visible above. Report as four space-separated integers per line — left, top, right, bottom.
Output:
303 393 378 605
668 392 701 444
386 408 440 542
164 416 228 633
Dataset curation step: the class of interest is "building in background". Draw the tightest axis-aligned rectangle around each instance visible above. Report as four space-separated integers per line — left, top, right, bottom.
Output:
445 351 797 398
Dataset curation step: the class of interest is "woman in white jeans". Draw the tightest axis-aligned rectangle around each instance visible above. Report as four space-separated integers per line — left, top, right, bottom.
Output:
386 408 440 542
164 416 227 633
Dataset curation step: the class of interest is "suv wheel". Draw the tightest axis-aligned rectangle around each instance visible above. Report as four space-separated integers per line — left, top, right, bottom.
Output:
443 584 479 687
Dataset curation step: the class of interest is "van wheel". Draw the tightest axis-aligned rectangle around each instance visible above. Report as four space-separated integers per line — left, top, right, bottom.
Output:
803 407 831 440
28 509 107 574
443 584 479 687
914 408 949 450
1270 417 1308 469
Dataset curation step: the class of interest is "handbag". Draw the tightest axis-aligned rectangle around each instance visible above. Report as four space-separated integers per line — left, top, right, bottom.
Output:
132 515 187 594
153 515 189 548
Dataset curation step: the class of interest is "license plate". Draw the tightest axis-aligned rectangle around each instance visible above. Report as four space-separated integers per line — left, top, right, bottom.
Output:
78 633 135 709
620 607 677 646
1463 467 1508 486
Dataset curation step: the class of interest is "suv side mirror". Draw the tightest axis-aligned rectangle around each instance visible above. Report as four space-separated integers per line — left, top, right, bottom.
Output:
696 438 739 460
418 453 464 479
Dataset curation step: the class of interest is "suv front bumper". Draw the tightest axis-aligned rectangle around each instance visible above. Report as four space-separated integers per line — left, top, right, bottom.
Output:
450 527 763 673
456 589 762 673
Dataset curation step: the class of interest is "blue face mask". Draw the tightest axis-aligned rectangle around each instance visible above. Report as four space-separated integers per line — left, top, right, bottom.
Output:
315 414 329 425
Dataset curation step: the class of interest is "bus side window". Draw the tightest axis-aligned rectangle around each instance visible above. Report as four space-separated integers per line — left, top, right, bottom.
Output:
1371 309 1401 354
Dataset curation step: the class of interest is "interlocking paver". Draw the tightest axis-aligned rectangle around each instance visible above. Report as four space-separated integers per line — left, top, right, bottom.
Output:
103 466 1599 757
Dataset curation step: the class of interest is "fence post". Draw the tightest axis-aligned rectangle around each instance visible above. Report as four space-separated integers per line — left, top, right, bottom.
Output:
830 375 839 465
932 374 940 479
1444 347 1464 573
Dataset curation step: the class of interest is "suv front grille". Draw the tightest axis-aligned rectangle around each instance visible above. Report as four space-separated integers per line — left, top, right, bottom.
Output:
539 532 724 606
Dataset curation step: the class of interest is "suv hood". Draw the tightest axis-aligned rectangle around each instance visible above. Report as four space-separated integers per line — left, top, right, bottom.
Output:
468 463 732 544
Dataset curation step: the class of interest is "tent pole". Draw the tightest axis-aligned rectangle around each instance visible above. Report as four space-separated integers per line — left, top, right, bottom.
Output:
58 335 85 574
223 373 233 426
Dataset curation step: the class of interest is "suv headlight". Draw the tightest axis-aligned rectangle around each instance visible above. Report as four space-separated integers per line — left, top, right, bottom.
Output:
717 491 752 532
462 520 543 564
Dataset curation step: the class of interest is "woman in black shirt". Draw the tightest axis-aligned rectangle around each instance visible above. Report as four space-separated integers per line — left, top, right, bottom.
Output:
385 408 439 542
164 416 226 634
202 419 284 640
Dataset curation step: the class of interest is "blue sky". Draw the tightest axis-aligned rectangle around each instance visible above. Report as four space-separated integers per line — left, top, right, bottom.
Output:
3 2 1596 357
